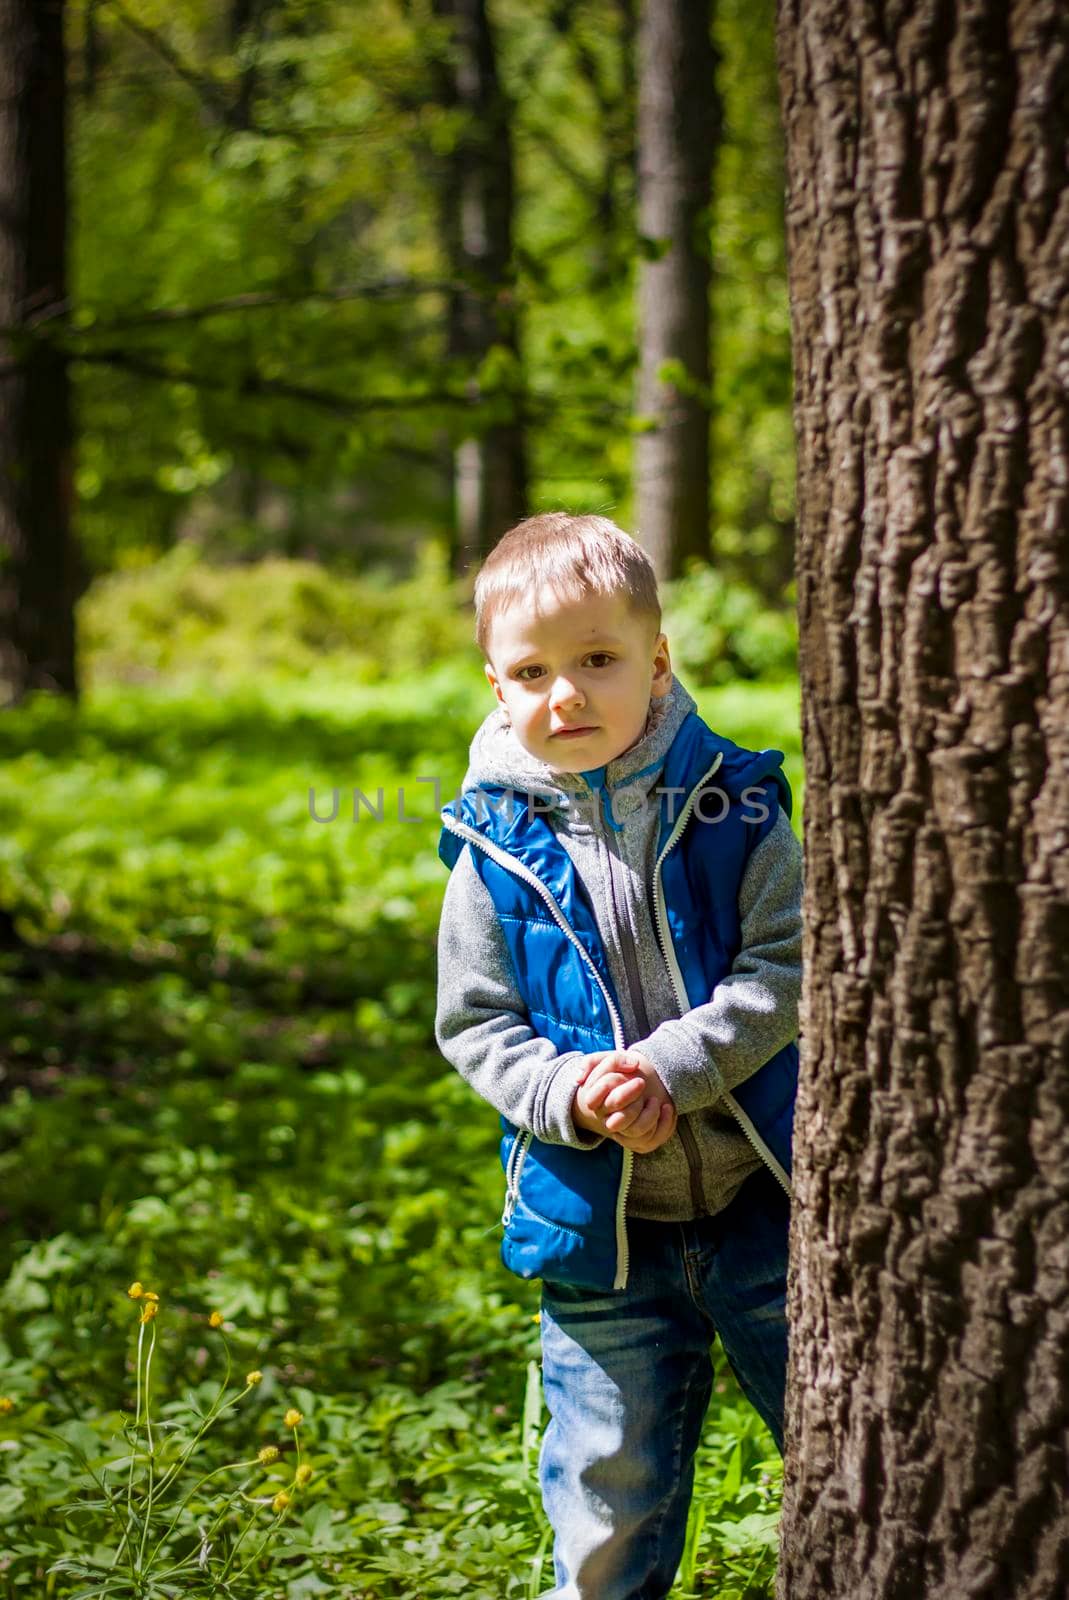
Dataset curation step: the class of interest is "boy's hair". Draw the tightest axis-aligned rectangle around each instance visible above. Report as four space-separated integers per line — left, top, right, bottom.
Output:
474 513 661 656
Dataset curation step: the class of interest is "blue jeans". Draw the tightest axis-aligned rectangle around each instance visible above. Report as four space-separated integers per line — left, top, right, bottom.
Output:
537 1164 790 1600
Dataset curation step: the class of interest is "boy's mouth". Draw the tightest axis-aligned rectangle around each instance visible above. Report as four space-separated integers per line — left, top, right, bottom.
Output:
550 725 597 738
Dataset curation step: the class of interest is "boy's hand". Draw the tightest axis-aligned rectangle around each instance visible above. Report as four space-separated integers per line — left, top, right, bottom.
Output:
573 1051 677 1154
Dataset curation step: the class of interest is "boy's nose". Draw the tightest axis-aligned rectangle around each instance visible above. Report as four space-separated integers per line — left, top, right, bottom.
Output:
549 675 585 710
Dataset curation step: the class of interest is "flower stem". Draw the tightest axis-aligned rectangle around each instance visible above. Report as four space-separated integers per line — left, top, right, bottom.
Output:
142 1322 157 1457
149 1346 251 1505
147 1462 259 1568
214 1497 274 1587
233 1508 288 1583
113 1321 148 1576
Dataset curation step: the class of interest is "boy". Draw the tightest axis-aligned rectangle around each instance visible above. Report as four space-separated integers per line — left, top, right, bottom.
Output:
435 513 802 1600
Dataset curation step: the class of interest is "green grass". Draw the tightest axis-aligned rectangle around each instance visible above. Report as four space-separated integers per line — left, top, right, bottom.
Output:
0 663 800 1598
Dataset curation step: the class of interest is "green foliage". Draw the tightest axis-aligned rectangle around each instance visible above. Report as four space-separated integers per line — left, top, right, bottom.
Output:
69 0 456 571
76 548 797 701
62 0 792 594
0 667 799 1595
663 564 798 686
79 544 478 688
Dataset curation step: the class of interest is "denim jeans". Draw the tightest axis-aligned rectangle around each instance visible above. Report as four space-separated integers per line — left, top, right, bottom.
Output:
537 1163 790 1600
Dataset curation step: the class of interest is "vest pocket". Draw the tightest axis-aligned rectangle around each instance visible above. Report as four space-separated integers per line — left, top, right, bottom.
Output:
507 1191 585 1240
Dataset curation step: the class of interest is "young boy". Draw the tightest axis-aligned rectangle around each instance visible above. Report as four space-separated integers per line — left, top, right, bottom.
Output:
435 513 802 1600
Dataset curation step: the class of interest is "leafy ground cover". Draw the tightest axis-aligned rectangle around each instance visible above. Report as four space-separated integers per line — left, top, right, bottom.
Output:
0 662 801 1598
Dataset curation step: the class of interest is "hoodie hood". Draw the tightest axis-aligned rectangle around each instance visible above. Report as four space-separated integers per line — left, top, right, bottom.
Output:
459 675 699 807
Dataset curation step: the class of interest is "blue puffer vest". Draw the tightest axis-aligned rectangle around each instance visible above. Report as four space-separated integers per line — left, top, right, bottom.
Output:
438 709 799 1292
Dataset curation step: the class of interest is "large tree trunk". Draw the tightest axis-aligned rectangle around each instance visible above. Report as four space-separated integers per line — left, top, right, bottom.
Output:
634 0 719 579
776 2 1069 1597
433 0 526 576
0 0 77 702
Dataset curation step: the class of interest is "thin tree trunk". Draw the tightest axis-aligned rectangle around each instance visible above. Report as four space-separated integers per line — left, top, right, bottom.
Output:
0 0 77 702
433 0 526 576
228 0 262 131
635 0 720 580
776 1 1069 1596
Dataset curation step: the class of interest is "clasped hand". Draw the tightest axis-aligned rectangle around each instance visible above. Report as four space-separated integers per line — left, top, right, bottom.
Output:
572 1050 677 1154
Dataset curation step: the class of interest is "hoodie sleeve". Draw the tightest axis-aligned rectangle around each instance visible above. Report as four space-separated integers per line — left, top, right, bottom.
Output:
629 804 803 1114
435 844 601 1147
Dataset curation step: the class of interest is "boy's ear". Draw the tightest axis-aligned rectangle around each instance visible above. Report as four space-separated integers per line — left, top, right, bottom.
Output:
650 632 673 698
484 661 506 706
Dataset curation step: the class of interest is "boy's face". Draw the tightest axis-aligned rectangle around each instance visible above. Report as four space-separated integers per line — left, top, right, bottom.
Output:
483 587 673 772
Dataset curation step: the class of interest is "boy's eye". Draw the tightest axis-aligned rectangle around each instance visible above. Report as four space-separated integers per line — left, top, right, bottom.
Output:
512 654 613 681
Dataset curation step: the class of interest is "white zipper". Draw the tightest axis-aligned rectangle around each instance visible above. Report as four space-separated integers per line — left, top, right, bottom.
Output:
613 1151 634 1287
442 812 635 1287
650 758 723 1017
502 1128 532 1225
650 758 795 1200
505 1126 529 1192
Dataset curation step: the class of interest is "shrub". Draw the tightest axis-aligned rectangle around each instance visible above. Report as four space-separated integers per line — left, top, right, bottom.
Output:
662 564 797 685
79 545 479 689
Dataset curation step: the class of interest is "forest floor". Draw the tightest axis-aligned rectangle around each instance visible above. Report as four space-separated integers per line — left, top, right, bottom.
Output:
0 666 800 1598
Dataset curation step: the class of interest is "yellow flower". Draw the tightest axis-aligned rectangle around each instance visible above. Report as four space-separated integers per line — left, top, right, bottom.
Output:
127 1282 144 1300
258 1445 279 1464
272 1490 291 1514
294 1463 313 1487
531 1312 541 1324
245 1371 263 1387
208 1311 224 1329
139 1301 159 1325
283 1408 303 1429
0 1397 14 1414
142 1291 160 1302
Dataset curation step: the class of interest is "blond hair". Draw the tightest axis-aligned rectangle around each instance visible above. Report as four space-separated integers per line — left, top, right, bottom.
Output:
473 513 661 655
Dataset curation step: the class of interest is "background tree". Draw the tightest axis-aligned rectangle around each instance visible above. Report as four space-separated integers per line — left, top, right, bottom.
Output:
711 0 794 605
634 0 719 579
0 0 78 703
776 1 1069 1595
431 0 527 574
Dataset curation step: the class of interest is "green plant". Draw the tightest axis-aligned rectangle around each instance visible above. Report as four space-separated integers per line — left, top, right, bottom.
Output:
44 1286 316 1597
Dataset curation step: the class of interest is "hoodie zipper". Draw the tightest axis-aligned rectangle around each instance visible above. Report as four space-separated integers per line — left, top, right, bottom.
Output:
649 756 794 1199
441 813 635 1289
592 782 709 1219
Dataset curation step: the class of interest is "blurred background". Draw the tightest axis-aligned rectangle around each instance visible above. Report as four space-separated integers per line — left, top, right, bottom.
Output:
0 3 801 1595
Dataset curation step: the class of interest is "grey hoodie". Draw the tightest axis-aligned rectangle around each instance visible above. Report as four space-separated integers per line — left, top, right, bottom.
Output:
434 676 803 1221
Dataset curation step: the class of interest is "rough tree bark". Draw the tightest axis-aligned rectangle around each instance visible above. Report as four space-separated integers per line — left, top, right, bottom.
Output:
432 0 527 575
776 2 1069 1597
634 0 720 579
0 0 77 702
